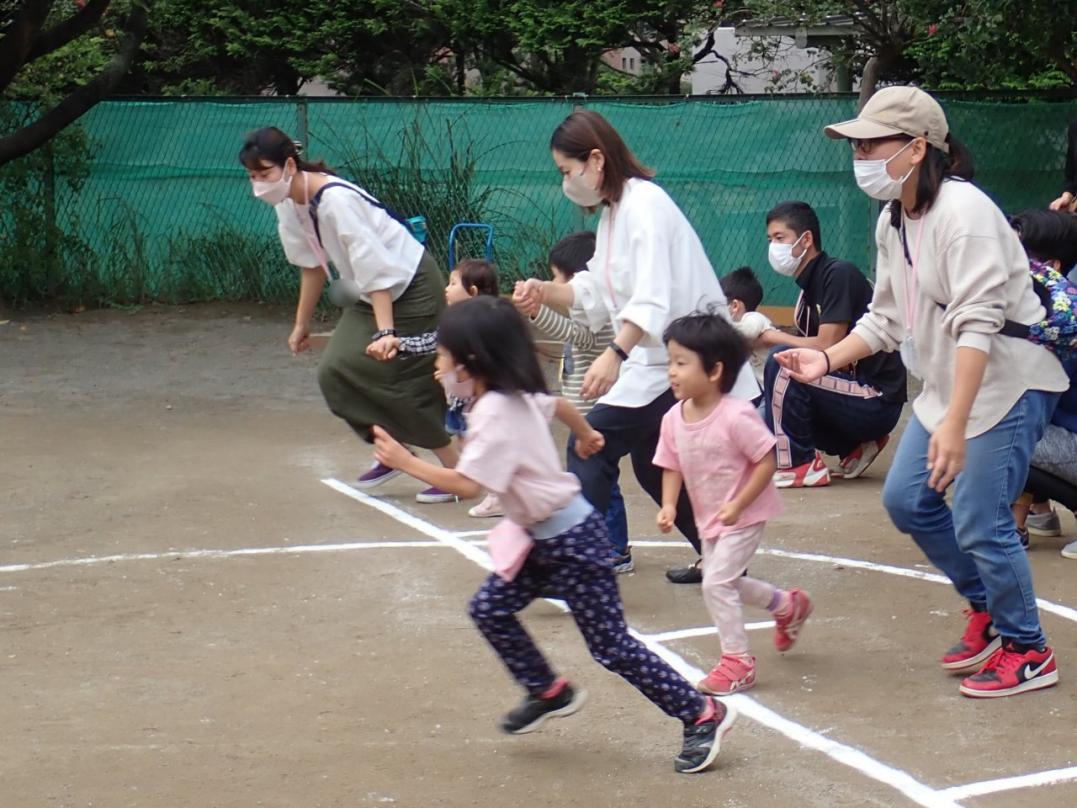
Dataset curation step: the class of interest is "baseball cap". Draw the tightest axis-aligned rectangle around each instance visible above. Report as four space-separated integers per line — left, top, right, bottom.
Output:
825 86 950 154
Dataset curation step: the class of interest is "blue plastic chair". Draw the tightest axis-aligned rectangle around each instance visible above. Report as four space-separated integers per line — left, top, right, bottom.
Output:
448 223 494 267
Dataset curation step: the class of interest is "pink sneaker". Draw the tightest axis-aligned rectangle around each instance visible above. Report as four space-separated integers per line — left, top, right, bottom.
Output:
696 654 756 696
468 493 504 518
774 589 813 652
773 452 831 489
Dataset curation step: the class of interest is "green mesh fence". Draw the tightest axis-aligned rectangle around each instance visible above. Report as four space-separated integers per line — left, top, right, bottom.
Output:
2 95 1075 309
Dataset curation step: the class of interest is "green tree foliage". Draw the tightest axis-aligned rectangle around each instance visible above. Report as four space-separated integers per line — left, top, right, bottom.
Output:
0 0 152 165
738 0 1077 99
907 0 1076 90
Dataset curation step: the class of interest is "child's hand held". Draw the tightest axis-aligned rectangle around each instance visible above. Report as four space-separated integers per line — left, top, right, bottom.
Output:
575 429 605 458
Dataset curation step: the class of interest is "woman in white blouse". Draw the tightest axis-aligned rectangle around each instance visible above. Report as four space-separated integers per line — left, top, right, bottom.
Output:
517 111 757 583
241 127 457 502
778 88 1067 699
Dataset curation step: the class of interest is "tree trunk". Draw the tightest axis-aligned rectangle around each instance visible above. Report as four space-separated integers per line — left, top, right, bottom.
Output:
0 2 152 168
858 55 883 111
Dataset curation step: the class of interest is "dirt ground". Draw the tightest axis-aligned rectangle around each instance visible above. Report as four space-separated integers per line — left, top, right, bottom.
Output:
2 305 1076 808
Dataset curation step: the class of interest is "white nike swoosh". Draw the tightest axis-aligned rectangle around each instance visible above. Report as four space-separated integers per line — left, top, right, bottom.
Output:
1022 656 1053 679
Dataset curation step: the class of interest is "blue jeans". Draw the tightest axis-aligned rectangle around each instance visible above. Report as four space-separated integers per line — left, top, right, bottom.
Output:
764 348 903 469
882 391 1058 647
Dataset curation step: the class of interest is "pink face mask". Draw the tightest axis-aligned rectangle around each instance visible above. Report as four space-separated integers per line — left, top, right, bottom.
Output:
439 366 475 399
252 167 293 205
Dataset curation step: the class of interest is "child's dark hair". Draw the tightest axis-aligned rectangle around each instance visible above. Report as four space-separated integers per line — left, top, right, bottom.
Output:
438 297 548 394
455 258 500 297
239 126 336 175
1009 209 1077 270
766 201 822 249
663 309 748 395
719 266 764 312
549 231 597 278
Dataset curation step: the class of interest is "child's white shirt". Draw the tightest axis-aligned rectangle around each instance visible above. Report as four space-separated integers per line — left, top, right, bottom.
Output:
733 311 775 386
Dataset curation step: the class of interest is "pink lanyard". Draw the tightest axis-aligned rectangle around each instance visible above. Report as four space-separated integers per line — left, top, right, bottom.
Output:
603 208 619 309
296 172 332 280
901 212 927 329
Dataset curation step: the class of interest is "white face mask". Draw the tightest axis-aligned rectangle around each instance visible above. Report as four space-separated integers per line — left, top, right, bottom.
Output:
562 165 603 207
252 166 294 205
768 232 807 277
853 140 916 201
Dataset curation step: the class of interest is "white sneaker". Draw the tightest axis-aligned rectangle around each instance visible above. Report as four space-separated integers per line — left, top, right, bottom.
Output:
468 493 504 519
833 435 890 480
773 452 831 489
1062 539 1077 560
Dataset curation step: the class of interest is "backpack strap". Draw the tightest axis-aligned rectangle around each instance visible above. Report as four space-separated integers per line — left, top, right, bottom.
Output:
308 181 411 246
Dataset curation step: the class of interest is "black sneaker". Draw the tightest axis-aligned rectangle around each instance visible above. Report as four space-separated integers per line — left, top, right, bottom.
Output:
1018 527 1030 550
674 697 738 774
500 681 587 734
666 559 703 584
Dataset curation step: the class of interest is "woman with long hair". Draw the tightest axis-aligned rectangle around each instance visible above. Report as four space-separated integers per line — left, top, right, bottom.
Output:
515 110 758 584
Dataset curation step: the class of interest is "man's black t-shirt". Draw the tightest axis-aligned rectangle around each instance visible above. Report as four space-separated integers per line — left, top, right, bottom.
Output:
794 252 907 403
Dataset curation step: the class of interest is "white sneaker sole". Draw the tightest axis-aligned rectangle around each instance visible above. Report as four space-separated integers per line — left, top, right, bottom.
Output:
696 677 755 697
678 701 739 774
416 492 458 504
1027 524 1063 538
468 506 505 518
1062 543 1077 560
960 669 1059 698
942 636 1002 672
506 688 588 734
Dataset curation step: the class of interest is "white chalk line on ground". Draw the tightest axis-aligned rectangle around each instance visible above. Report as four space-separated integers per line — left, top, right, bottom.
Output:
644 623 774 643
939 766 1077 800
321 479 959 808
3 479 1073 799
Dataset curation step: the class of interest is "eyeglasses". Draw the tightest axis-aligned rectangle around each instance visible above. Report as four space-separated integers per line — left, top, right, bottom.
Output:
849 136 913 155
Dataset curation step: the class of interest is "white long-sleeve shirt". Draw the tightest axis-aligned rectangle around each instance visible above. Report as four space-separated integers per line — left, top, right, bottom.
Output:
852 179 1068 437
274 177 424 303
569 178 759 408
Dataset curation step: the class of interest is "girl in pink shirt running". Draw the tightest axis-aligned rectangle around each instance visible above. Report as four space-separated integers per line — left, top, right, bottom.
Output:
372 296 736 774
655 311 813 696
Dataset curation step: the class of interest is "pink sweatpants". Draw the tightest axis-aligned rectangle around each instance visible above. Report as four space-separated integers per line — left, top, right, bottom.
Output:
701 522 776 656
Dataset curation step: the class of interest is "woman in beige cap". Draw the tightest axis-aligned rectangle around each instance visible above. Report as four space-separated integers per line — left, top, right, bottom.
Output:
777 86 1068 699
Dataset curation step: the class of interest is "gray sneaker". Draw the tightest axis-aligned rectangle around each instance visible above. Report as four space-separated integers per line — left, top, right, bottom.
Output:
1026 510 1062 537
674 697 738 774
1062 539 1077 560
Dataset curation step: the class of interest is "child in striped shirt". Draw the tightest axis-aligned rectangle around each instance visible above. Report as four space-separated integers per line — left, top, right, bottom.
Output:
508 231 632 573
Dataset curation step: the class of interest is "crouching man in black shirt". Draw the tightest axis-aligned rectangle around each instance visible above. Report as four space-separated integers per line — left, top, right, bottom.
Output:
759 201 907 488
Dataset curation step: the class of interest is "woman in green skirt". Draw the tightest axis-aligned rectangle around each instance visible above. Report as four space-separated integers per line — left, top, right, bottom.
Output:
240 127 458 502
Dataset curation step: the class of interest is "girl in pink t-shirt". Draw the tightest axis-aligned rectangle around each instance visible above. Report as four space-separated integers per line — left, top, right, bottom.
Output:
372 296 736 774
655 311 813 696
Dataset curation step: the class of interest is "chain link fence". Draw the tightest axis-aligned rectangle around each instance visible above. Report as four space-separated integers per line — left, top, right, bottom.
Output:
1 94 1075 310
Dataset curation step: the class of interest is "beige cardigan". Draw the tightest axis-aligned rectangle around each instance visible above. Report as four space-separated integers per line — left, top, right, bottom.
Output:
852 179 1068 438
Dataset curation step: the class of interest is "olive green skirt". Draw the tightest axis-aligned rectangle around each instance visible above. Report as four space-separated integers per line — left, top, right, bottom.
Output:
317 251 450 449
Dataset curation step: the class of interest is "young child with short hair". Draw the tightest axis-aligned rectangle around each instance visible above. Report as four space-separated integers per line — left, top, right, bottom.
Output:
655 310 812 695
507 231 631 571
372 296 737 773
719 266 775 387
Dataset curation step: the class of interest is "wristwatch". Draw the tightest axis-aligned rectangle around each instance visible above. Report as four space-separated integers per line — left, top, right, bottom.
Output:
372 328 397 341
609 342 630 361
